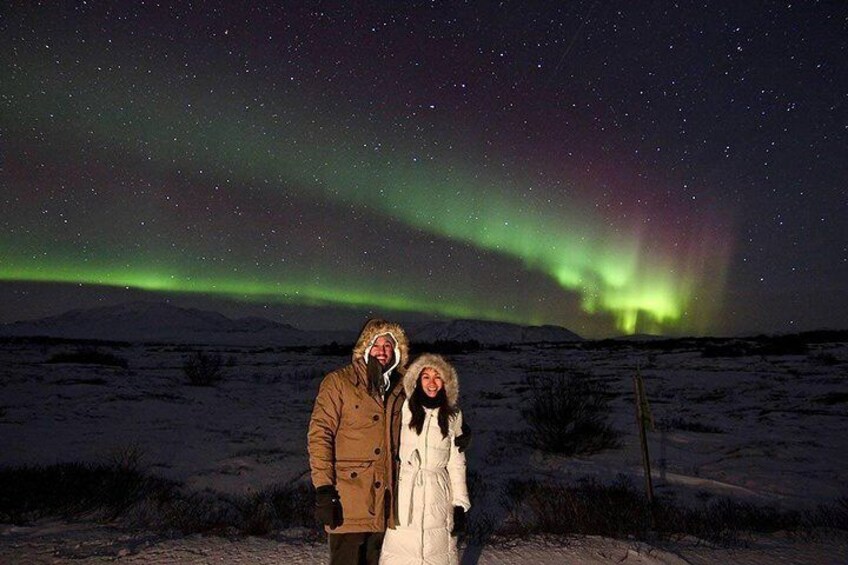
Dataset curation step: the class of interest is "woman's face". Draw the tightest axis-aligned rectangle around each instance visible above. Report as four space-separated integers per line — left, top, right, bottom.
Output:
419 367 444 398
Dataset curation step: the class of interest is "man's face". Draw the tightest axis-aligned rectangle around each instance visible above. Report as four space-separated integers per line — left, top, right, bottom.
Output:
369 335 395 368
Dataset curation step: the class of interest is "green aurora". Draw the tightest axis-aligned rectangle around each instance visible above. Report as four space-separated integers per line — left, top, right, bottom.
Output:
1 45 733 335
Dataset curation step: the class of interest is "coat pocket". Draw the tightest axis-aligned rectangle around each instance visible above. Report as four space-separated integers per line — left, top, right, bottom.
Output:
335 460 376 520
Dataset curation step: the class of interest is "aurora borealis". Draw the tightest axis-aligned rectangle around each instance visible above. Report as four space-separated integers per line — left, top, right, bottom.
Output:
2 2 846 337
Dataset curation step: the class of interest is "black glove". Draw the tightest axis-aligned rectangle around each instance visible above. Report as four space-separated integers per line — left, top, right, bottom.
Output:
454 421 472 453
315 485 343 529
451 506 466 535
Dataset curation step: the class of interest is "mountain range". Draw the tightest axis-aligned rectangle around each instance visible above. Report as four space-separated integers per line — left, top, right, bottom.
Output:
0 301 582 346
408 319 581 344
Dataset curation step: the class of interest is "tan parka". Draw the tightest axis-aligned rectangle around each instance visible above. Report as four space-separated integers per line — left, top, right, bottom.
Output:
307 319 410 533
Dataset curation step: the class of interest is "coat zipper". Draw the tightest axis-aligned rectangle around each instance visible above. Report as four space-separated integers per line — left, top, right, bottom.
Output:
421 410 433 562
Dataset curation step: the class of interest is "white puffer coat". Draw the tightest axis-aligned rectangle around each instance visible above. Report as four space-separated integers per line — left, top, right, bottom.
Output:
380 354 471 565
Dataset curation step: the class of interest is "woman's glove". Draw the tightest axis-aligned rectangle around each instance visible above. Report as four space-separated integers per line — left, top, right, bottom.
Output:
454 422 472 453
451 506 466 535
315 485 343 528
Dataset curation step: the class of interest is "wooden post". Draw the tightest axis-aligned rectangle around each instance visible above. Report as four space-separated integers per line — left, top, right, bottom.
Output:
633 371 655 528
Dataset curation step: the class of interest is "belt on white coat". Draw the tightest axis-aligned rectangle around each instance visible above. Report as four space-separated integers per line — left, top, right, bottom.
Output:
403 449 449 527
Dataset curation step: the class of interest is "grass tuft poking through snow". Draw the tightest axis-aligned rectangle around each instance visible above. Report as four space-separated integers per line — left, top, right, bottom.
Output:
182 351 224 386
1 461 845 548
0 461 151 524
0 461 318 537
521 371 619 455
501 476 847 546
46 348 129 369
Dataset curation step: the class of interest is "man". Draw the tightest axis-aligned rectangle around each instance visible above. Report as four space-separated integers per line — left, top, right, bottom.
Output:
308 319 409 564
308 318 472 564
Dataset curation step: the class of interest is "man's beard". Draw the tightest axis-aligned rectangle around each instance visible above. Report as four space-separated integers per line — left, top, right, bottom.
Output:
367 355 386 397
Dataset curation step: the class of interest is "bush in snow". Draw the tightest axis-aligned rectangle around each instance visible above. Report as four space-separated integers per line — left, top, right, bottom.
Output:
313 341 349 356
522 370 619 455
0 461 154 524
183 351 224 386
46 348 128 368
501 476 828 545
0 458 319 537
814 496 848 531
658 417 725 434
503 476 649 539
810 351 841 366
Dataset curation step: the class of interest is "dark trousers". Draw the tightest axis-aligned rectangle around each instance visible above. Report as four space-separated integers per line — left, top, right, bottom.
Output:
328 532 384 565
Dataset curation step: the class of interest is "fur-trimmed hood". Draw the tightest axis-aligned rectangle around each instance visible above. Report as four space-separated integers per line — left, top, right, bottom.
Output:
352 318 410 373
403 353 460 408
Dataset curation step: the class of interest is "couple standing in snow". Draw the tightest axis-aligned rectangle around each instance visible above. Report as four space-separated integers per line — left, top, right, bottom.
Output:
308 319 471 565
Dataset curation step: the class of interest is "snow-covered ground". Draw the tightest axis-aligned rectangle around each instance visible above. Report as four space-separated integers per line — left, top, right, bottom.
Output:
1 335 847 563
3 522 846 564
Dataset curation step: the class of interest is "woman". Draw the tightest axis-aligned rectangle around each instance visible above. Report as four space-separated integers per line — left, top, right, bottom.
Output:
380 353 470 565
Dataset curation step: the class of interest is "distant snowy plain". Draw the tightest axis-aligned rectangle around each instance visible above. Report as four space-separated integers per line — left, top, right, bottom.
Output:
1 316 846 562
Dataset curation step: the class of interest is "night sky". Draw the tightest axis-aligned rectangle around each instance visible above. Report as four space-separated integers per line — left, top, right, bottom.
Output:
1 2 846 338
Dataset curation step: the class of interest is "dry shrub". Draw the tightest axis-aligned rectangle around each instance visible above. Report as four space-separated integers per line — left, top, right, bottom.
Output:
183 351 224 386
522 371 618 455
47 348 128 368
503 476 648 538
501 477 831 546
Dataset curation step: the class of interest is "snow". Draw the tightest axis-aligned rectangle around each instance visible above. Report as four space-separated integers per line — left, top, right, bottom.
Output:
1 306 847 562
2 525 846 564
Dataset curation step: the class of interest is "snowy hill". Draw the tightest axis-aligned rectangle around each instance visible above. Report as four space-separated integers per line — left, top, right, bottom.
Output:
408 319 582 344
0 302 323 346
0 302 582 346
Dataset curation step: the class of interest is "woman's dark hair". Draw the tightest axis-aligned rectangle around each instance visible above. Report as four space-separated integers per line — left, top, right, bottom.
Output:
408 376 456 438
